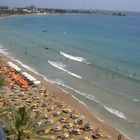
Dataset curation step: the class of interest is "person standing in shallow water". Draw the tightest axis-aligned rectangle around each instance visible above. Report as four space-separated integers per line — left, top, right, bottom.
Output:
25 51 28 55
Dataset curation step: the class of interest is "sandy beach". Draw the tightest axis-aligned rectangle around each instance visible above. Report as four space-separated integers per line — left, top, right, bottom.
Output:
0 52 130 140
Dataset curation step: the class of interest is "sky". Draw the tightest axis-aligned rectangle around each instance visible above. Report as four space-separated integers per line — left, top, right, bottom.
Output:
0 0 140 12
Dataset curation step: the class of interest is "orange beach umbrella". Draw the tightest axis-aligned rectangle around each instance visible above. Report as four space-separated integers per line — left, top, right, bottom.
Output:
15 76 21 81
20 79 27 85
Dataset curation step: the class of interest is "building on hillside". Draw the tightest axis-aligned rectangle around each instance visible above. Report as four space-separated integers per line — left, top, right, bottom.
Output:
0 6 9 11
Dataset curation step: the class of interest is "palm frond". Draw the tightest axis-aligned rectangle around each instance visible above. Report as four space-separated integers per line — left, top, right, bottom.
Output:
0 106 55 140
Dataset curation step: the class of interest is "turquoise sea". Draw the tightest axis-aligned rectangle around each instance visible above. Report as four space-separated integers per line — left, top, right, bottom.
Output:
0 13 140 140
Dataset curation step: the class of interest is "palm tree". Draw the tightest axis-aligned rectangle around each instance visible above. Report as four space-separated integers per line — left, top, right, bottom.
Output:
0 106 56 140
0 72 5 87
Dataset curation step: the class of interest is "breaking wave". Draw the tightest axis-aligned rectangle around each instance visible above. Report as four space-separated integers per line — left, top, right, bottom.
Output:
133 99 139 102
52 79 100 104
60 51 90 64
104 105 127 120
0 44 9 56
48 60 82 79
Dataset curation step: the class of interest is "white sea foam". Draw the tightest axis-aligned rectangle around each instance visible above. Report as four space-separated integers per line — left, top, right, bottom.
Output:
12 59 54 84
52 79 100 104
11 58 39 74
60 51 90 64
103 105 127 120
48 60 82 79
133 99 139 102
0 44 9 56
63 32 67 35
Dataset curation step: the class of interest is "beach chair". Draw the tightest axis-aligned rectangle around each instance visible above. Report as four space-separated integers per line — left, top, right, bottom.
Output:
80 137 91 140
64 123 73 129
92 129 101 139
58 133 69 139
70 129 81 135
62 108 72 114
52 126 62 132
83 122 93 131
53 111 61 117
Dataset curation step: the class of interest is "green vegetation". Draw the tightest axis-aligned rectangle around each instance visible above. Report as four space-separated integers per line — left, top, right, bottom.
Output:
0 72 5 87
0 6 126 17
0 106 55 140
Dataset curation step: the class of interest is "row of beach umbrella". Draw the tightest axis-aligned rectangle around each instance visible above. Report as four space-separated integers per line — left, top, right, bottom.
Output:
7 62 21 72
7 62 41 85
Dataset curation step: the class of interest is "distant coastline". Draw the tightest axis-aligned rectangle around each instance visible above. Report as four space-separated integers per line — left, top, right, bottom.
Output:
0 5 127 17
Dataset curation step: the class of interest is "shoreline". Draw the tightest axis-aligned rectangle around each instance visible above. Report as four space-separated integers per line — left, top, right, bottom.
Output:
0 13 55 20
0 52 130 140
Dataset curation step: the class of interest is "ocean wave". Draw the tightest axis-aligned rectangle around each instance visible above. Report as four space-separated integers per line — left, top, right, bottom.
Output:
133 99 139 102
60 51 90 64
103 105 127 120
52 79 100 104
48 60 82 79
0 44 9 56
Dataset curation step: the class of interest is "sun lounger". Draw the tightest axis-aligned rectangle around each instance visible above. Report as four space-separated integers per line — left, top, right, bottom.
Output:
62 108 72 113
83 123 93 131
71 113 79 119
45 119 54 125
92 133 101 139
80 137 91 140
53 111 61 117
60 117 68 123
58 133 69 139
92 129 101 139
47 107 54 111
52 126 62 132
70 129 81 135
64 123 73 129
